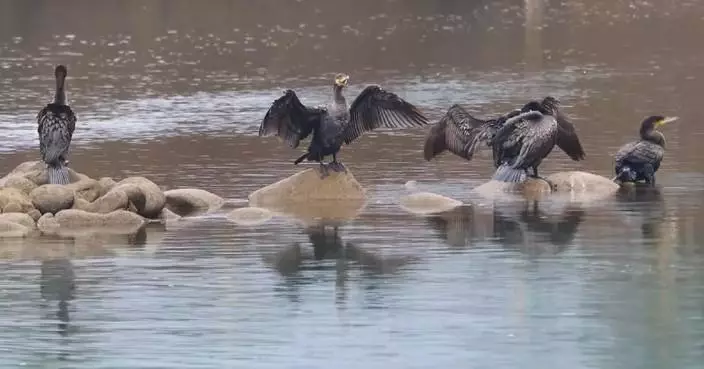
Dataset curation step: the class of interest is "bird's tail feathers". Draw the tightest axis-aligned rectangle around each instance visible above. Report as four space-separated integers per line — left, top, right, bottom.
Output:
293 152 309 165
491 164 527 183
47 164 71 185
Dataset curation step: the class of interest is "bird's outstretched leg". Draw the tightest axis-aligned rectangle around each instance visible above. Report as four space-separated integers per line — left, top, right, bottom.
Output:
329 153 347 173
318 161 330 179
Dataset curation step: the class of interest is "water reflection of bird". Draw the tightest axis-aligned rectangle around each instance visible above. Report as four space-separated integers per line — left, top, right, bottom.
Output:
40 258 76 337
37 65 77 185
491 97 585 184
614 185 667 241
259 73 429 178
612 115 678 186
424 97 584 184
491 200 586 254
424 205 480 248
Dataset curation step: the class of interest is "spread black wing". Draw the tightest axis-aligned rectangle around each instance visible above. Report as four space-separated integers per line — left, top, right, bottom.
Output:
423 104 490 161
342 85 428 145
555 111 586 161
259 89 326 149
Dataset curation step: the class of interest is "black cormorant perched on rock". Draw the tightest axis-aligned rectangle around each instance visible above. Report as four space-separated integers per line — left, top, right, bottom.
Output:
37 65 76 185
490 97 585 183
259 73 429 177
612 115 678 186
423 96 584 176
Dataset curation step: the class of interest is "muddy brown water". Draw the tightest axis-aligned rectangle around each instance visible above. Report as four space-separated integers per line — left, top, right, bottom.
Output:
1 0 704 368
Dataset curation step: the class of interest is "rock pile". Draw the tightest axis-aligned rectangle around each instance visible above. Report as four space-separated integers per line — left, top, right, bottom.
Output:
0 161 226 238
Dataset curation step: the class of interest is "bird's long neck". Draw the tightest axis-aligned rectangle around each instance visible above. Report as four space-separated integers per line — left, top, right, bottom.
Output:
641 128 665 147
333 84 346 106
54 73 67 105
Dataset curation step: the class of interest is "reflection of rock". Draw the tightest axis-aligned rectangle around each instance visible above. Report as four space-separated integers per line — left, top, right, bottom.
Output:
227 207 273 226
423 205 480 247
0 213 37 229
399 192 462 215
30 185 75 214
0 220 33 238
164 188 225 217
249 168 366 205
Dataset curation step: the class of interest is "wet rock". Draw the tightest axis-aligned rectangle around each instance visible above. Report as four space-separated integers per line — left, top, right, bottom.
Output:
3 176 38 194
66 176 102 202
159 208 182 222
0 220 32 238
472 178 552 200
115 177 165 218
546 171 619 193
0 160 83 187
164 188 225 217
0 187 36 214
400 192 463 215
249 168 366 206
27 209 42 222
38 209 147 236
0 213 37 229
81 189 130 214
30 185 75 214
98 177 117 196
227 207 273 226
72 197 91 210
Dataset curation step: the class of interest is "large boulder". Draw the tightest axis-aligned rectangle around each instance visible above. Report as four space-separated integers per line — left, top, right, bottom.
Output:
0 187 36 214
30 185 75 214
38 209 147 237
65 174 102 202
113 177 165 218
75 189 130 214
164 188 225 217
249 168 366 205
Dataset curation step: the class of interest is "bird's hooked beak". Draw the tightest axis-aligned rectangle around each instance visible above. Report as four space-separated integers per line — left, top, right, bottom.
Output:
334 74 349 87
656 116 679 127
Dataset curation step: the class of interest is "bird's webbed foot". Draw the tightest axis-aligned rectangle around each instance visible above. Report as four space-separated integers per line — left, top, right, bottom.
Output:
329 161 347 173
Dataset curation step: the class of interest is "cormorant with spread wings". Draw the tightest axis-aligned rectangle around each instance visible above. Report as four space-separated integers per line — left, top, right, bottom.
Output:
259 73 429 177
424 96 585 182
490 97 586 184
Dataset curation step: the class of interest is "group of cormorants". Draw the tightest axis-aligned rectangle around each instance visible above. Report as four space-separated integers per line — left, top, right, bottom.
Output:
36 65 676 187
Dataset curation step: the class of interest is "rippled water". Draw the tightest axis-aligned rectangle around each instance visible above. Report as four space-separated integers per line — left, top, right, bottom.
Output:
2 0 704 368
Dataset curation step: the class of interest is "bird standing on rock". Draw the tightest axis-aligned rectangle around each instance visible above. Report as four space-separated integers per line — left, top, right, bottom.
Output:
612 115 678 186
490 97 585 184
37 65 77 185
259 73 429 178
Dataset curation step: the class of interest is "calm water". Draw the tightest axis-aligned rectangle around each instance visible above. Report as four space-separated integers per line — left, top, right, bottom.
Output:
2 0 704 368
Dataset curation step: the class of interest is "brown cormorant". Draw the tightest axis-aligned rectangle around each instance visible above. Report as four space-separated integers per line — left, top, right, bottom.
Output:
259 73 429 177
423 96 584 179
612 115 678 186
37 65 76 185
490 97 585 183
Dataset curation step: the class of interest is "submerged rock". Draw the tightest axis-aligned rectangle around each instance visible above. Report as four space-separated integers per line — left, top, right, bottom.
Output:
249 168 366 205
30 185 75 214
164 188 225 217
227 207 273 226
399 192 463 215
